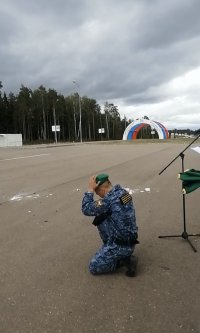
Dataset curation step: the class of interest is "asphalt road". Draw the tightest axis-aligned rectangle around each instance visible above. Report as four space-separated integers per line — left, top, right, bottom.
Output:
0 141 200 333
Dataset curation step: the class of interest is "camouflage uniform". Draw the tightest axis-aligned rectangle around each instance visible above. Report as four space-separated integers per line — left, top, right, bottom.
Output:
82 184 138 274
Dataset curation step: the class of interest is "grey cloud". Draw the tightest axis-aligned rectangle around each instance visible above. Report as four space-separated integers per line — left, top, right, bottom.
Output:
134 0 200 49
0 0 200 128
1 15 18 43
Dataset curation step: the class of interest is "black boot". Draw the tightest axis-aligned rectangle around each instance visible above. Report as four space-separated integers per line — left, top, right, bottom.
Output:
116 256 138 277
124 255 138 277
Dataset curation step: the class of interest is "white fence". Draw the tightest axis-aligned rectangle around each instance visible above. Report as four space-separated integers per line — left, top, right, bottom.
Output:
0 134 22 147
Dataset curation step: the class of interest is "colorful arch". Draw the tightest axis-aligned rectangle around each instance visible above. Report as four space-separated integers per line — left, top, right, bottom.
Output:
123 119 169 140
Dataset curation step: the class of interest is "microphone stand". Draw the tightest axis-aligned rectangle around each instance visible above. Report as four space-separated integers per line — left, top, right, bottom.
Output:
158 134 200 252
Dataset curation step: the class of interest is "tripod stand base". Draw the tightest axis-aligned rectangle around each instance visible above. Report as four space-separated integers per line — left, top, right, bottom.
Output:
158 232 200 252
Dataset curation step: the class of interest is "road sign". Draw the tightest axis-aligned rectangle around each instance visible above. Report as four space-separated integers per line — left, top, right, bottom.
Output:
52 125 60 132
98 128 105 134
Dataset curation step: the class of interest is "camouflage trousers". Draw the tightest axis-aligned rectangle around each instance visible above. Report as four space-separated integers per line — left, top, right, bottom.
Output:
89 221 134 275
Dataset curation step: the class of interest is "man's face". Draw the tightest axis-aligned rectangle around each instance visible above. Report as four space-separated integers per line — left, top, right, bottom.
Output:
95 186 105 198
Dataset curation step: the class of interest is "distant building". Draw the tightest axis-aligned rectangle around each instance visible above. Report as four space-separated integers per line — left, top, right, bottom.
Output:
123 119 169 140
0 134 22 147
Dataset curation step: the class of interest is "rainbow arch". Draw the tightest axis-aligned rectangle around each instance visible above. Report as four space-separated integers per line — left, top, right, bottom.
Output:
123 119 169 140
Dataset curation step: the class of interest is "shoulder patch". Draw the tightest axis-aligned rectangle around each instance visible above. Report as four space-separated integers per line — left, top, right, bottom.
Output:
120 193 132 205
95 199 103 207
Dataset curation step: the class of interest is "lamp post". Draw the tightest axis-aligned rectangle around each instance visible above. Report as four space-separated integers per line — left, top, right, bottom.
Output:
73 80 82 143
53 100 57 144
53 98 59 144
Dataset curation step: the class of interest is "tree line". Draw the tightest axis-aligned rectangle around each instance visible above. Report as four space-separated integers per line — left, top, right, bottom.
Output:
0 81 128 143
1 82 199 143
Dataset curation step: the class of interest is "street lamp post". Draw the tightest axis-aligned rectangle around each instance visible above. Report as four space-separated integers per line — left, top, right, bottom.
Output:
73 80 82 143
53 100 57 144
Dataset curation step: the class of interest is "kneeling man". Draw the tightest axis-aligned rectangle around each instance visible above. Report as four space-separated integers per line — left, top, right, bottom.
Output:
82 173 138 275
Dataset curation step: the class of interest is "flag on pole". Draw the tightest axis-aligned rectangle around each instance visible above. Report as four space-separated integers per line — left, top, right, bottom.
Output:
178 169 200 194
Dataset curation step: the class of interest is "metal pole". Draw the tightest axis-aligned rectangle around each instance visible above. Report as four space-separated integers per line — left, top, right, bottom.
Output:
73 102 77 141
53 102 57 144
73 81 82 143
105 112 109 140
100 112 103 141
180 153 187 234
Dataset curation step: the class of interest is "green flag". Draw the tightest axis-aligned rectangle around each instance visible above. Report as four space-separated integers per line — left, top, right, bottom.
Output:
178 169 200 194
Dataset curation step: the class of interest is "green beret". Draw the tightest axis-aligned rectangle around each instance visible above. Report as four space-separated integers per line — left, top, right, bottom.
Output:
96 173 109 186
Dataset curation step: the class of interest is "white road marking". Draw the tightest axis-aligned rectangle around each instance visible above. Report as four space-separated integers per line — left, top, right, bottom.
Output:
0 153 49 162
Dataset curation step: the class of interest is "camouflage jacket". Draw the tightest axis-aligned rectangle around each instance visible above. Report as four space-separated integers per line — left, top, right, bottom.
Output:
82 184 138 241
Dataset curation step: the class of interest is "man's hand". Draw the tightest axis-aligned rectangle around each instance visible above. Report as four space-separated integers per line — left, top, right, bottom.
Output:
88 175 100 192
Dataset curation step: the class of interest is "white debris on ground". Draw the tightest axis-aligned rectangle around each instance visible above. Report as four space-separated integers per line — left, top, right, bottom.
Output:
124 187 152 194
9 187 153 203
10 193 40 201
9 192 54 202
46 193 53 198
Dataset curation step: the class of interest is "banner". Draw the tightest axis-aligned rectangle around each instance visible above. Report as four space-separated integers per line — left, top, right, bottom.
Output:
178 169 200 194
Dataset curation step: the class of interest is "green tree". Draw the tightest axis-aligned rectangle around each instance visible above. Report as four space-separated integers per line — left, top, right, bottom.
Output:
104 102 121 139
0 82 126 142
17 85 32 141
0 81 4 132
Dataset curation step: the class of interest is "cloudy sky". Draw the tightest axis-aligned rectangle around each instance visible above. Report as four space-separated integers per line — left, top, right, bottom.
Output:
1 0 200 130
